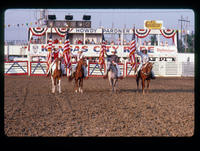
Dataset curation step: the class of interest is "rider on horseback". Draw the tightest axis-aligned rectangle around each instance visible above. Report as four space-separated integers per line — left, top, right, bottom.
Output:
46 46 63 76
71 50 87 78
103 50 123 79
135 48 155 79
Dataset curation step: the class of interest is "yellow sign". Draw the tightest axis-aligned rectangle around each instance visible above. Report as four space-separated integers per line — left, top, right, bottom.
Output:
144 20 163 29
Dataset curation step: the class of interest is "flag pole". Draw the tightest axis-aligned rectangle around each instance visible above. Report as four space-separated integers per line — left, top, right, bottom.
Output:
133 24 137 65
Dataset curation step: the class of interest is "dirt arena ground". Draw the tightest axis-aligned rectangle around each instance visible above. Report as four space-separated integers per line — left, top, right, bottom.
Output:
4 75 194 137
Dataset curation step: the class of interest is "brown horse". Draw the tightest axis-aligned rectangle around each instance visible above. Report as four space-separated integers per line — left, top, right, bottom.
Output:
50 58 62 94
108 62 118 92
136 62 153 94
68 58 87 93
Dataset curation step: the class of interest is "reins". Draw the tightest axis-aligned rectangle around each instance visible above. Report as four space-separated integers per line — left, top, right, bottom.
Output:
141 62 152 76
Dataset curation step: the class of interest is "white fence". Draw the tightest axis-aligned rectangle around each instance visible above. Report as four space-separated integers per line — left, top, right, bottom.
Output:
4 60 194 77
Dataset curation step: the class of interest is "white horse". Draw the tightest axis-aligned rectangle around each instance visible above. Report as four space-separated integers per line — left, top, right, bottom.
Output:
108 62 118 92
50 58 62 94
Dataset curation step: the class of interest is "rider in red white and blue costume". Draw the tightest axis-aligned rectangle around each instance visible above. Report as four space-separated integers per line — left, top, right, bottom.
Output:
46 47 63 75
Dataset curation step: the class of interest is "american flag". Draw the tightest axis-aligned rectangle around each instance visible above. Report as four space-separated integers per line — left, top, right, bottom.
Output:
99 32 106 68
46 29 53 72
129 27 136 68
63 29 72 69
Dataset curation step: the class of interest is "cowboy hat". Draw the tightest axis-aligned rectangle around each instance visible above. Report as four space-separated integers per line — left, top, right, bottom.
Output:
141 48 147 53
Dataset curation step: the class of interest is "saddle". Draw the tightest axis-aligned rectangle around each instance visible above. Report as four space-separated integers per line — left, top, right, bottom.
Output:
141 62 149 70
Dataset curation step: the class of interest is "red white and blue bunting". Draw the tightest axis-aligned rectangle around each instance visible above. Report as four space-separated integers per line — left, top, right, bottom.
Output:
135 29 151 38
160 29 177 43
29 27 48 36
160 29 176 38
54 27 68 37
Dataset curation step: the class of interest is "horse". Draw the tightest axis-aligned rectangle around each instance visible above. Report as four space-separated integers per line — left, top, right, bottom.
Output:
108 62 118 92
136 62 153 94
50 58 62 94
68 58 87 93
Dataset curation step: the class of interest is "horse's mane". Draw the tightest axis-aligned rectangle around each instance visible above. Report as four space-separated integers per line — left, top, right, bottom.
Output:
55 58 61 71
140 62 153 77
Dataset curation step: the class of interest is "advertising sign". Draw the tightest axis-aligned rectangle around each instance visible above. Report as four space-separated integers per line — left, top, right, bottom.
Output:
144 20 163 30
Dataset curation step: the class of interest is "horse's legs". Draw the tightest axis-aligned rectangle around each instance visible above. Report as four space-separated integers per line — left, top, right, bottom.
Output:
147 79 150 93
75 79 78 93
136 76 140 93
113 79 117 92
79 79 83 93
110 79 114 92
142 78 145 94
58 78 61 93
112 79 114 92
51 76 55 93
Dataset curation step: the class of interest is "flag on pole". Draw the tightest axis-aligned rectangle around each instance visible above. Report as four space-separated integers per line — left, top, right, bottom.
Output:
63 28 72 69
129 27 137 68
98 31 106 68
47 28 53 72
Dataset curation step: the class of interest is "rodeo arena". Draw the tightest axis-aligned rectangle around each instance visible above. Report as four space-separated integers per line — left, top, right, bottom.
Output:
4 12 194 137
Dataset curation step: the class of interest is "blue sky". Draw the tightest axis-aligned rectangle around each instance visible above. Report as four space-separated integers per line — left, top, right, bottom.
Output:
4 9 195 41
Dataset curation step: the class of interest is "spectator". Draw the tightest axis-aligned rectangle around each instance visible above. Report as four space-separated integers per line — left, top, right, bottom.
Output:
165 41 168 46
160 41 164 46
85 39 90 44
91 39 95 44
123 40 127 45
53 38 59 44
59 38 62 44
78 39 83 44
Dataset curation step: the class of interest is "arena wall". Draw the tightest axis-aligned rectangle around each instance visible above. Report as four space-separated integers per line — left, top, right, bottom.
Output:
4 57 194 77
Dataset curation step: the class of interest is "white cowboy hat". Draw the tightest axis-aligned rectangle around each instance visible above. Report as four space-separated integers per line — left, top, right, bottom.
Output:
141 49 147 54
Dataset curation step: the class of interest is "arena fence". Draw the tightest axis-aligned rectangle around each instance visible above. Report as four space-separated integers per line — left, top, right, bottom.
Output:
4 61 28 75
4 60 194 77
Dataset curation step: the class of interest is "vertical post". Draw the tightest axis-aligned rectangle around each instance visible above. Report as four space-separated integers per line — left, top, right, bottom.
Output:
86 59 89 77
174 31 178 50
45 28 48 44
28 29 32 76
83 32 86 45
157 34 160 46
121 28 123 46
7 45 9 61
180 16 183 46
124 59 127 77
